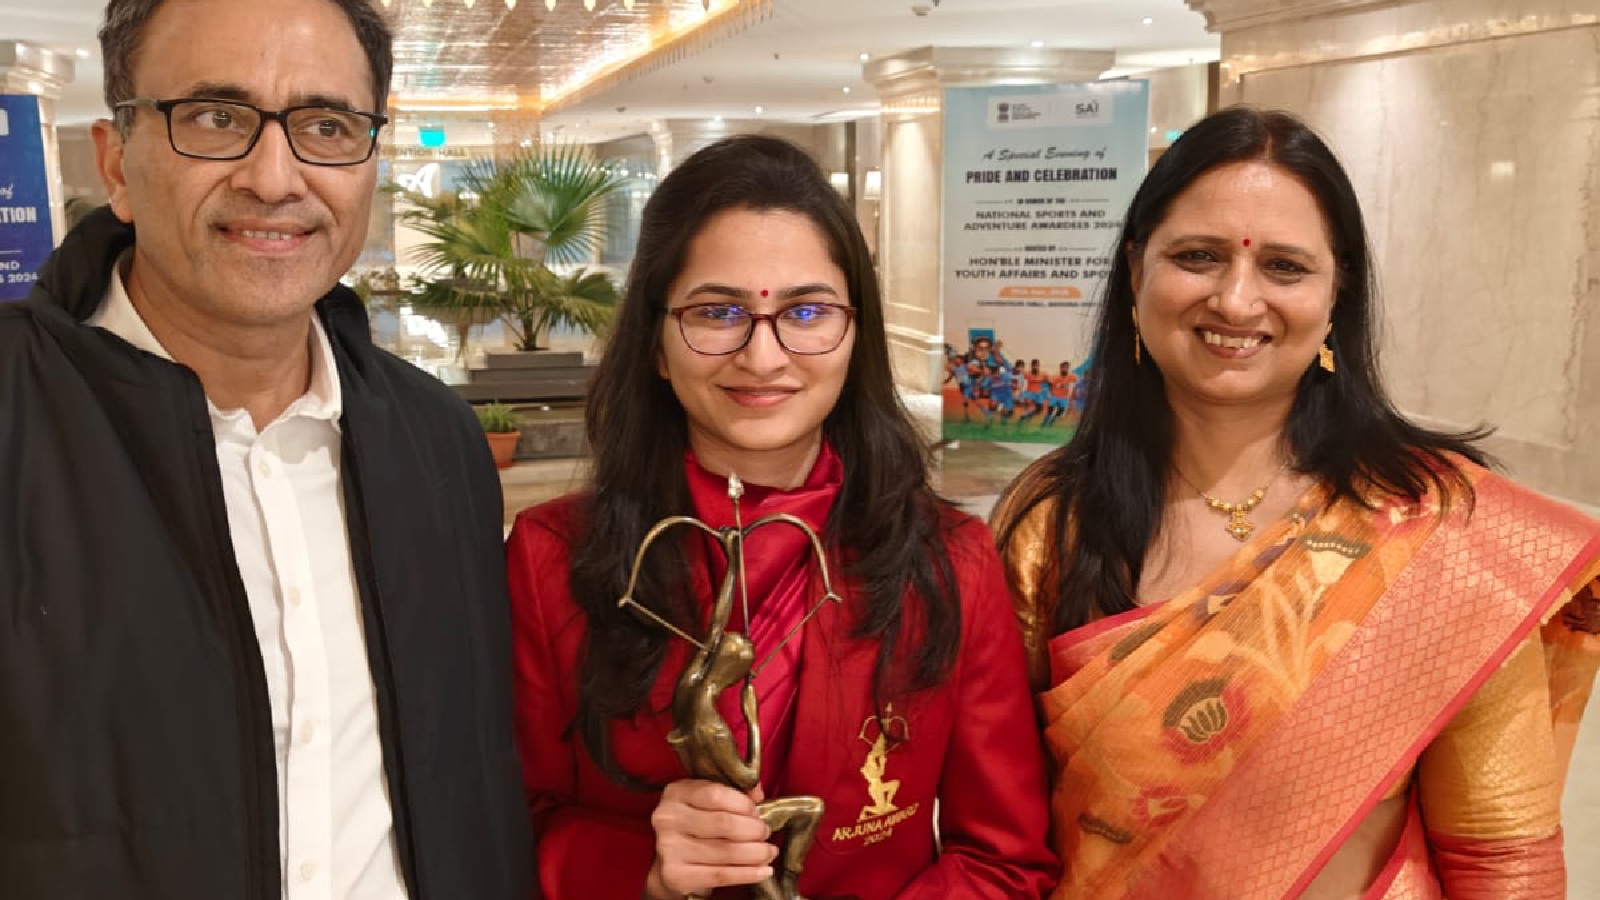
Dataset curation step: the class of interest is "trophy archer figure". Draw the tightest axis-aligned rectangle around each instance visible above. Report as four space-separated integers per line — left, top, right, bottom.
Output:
619 473 839 900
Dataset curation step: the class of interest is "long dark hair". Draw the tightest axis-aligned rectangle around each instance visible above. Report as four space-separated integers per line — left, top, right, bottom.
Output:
994 106 1490 634
572 134 961 786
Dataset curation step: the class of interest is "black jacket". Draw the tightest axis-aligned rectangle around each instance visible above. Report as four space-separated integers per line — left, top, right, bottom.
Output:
0 209 534 900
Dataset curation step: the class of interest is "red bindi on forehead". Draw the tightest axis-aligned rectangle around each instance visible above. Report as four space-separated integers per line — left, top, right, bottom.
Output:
760 289 770 298
1242 238 1252 247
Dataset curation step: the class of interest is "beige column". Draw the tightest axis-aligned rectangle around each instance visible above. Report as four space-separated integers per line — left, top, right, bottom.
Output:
649 118 742 176
865 48 1115 393
0 40 75 245
1185 0 1600 506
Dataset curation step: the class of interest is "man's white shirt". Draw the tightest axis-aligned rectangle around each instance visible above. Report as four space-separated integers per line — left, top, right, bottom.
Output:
90 258 409 900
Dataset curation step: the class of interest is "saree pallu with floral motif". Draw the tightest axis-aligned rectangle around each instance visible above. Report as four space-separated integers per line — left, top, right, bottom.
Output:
1032 466 1600 900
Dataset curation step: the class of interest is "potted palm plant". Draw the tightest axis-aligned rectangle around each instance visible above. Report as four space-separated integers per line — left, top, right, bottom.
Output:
475 401 522 469
396 144 626 353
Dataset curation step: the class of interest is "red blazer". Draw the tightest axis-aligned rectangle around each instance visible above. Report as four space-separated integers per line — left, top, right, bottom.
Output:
507 494 1058 900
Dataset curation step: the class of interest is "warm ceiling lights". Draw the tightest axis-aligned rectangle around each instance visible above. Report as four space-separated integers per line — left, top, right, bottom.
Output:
545 0 555 7
505 0 515 7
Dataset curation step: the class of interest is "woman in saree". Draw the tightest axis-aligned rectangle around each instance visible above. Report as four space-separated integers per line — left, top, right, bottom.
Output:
508 135 1057 900
992 106 1600 900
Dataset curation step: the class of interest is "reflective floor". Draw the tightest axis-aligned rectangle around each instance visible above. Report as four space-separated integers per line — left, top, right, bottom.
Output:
497 431 1599 894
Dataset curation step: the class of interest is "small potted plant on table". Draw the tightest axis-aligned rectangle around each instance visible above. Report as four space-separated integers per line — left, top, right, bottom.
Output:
476 402 522 470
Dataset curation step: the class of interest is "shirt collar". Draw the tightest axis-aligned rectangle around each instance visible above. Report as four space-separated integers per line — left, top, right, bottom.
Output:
87 249 344 424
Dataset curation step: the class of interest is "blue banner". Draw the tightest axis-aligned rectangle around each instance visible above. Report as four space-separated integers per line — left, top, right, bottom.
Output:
0 95 56 302
939 80 1149 444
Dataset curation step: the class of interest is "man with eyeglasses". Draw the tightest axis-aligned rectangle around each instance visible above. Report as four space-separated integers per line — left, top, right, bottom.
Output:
0 1 532 898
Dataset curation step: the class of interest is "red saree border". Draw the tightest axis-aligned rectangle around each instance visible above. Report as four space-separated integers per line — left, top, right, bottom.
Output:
1124 473 1600 900
1055 600 1163 653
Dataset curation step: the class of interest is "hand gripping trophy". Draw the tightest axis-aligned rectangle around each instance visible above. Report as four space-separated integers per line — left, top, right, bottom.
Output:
618 473 840 900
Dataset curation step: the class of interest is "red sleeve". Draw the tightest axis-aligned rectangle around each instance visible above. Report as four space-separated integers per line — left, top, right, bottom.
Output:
894 520 1061 899
507 507 657 900
1428 831 1566 900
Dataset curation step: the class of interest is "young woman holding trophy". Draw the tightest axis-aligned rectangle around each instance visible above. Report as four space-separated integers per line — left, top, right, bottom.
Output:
506 135 1058 900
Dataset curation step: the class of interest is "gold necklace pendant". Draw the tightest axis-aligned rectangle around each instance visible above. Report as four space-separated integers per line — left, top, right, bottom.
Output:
1199 485 1270 542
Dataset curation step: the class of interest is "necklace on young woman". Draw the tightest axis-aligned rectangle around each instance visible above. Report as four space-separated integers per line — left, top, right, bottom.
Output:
1177 462 1291 542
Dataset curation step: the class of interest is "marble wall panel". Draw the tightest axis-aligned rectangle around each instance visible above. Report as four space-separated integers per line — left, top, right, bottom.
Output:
1210 0 1598 86
1235 24 1600 502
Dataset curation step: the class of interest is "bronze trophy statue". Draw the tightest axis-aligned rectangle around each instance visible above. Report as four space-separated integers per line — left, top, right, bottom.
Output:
619 473 840 900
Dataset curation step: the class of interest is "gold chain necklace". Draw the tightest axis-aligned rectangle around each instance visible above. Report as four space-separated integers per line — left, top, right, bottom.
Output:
1178 463 1290 542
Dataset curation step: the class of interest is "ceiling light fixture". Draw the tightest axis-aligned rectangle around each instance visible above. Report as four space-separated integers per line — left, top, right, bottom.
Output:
584 0 595 8
842 86 851 94
859 52 870 61
464 0 475 6
1031 40 1044 48
75 48 91 58
1142 16 1154 25
754 105 763 114
624 0 634 6
546 0 556 8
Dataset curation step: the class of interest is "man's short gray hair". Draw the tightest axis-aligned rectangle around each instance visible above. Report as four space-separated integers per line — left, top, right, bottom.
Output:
100 0 395 132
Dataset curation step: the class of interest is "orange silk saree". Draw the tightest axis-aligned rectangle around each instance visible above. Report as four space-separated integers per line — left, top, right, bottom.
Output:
1001 464 1600 900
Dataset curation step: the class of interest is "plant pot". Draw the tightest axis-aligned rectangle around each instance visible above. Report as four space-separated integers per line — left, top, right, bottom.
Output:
485 430 521 469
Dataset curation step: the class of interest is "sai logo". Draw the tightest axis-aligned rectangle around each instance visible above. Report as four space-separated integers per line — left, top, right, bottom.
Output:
1075 100 1101 119
0 108 9 138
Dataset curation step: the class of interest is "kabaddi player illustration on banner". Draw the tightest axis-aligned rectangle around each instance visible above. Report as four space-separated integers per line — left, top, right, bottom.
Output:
942 329 1092 441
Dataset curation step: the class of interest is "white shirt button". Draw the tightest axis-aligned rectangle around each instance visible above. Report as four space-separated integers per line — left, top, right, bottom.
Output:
286 586 303 608
257 459 274 478
297 721 317 745
298 860 318 882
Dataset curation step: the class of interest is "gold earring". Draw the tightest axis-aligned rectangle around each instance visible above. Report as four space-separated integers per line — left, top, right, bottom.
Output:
1132 309 1142 365
1318 341 1336 373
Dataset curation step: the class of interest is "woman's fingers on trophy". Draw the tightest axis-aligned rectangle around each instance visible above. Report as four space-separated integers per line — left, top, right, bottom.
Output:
657 860 774 896
648 853 775 900
650 780 779 895
689 810 773 843
654 782 771 842
665 779 761 817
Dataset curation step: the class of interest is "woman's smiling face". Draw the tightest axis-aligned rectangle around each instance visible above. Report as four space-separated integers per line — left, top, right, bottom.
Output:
1130 160 1337 417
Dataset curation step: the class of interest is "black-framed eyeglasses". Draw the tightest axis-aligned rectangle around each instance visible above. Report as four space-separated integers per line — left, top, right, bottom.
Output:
113 97 389 167
667 301 856 356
